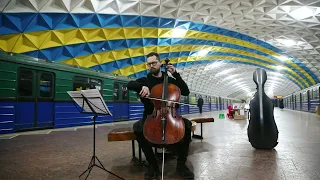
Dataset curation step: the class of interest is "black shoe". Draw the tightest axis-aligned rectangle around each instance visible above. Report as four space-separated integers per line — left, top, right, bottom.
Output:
176 164 194 179
144 166 160 180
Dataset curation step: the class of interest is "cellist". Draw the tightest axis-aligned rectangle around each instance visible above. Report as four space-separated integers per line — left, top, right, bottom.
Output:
127 52 194 180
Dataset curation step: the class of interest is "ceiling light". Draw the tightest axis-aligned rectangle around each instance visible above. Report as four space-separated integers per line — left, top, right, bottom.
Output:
276 39 296 47
227 78 244 84
289 7 314 20
198 49 210 57
269 72 282 76
266 89 274 98
277 55 288 61
171 28 188 38
276 66 285 70
204 62 222 70
216 68 236 76
247 92 254 96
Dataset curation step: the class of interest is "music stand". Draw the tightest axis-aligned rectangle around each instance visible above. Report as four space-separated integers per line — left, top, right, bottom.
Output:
67 89 124 180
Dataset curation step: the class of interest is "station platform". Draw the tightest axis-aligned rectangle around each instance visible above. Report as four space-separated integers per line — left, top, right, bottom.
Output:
0 109 319 180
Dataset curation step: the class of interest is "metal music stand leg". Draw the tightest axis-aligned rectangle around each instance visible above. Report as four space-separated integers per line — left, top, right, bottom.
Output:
78 95 124 180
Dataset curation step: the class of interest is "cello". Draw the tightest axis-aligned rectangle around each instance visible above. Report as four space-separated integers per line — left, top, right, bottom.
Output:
247 68 278 149
143 58 185 179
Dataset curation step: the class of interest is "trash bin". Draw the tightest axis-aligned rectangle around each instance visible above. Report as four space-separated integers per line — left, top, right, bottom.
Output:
219 113 225 119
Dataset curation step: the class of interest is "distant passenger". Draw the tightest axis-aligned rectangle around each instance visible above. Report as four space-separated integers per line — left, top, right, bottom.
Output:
197 95 204 113
279 98 284 110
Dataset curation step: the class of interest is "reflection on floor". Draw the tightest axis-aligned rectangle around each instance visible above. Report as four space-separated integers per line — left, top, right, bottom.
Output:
0 108 319 180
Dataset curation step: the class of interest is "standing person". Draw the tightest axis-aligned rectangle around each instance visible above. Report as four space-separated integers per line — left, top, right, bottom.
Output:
279 98 284 109
127 52 194 180
197 95 204 113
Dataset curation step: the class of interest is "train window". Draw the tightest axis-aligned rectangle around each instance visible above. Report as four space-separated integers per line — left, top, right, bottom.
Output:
135 92 141 102
181 96 188 103
90 78 102 91
122 85 128 100
113 83 120 100
39 73 53 97
314 88 319 99
18 69 33 96
189 94 197 104
73 76 102 92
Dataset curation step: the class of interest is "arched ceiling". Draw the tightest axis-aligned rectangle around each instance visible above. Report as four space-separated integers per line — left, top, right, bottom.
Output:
179 62 300 99
0 0 319 99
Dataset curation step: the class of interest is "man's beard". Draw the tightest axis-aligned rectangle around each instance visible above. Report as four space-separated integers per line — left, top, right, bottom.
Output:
150 67 160 75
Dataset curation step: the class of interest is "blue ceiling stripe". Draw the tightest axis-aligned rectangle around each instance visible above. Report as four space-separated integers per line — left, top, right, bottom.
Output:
4 13 37 33
24 13 52 32
2 12 317 83
92 51 307 88
21 37 316 85
129 60 303 89
0 14 21 35
0 13 297 54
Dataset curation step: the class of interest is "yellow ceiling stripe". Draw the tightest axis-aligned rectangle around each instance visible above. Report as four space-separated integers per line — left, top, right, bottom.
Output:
61 44 309 86
112 55 304 88
1 27 313 84
0 33 21 52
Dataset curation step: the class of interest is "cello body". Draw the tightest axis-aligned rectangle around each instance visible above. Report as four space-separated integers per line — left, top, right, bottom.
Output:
143 59 185 145
247 68 278 149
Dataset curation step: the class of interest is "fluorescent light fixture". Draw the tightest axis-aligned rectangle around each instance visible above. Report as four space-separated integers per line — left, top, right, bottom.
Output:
276 66 285 70
266 89 274 98
269 72 282 76
268 76 283 81
171 28 188 38
227 78 244 85
277 55 288 61
290 7 313 20
198 49 210 57
221 73 239 81
276 39 296 46
204 62 222 70
216 68 236 76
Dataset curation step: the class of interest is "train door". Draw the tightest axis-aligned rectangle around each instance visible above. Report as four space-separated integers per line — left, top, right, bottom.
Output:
216 97 218 110
310 87 320 112
307 91 310 111
16 68 54 131
226 98 228 109
113 82 129 121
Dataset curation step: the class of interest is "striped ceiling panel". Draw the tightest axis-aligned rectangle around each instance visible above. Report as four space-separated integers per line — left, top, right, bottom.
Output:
0 0 319 99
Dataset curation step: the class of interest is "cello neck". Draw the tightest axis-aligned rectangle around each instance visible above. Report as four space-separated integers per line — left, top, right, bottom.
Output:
161 58 170 102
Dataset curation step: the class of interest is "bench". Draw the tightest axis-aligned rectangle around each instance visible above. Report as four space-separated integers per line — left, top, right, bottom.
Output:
190 117 214 139
107 119 213 164
108 128 145 165
107 123 197 166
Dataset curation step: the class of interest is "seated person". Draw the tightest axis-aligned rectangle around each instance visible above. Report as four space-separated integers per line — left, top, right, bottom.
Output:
127 52 194 180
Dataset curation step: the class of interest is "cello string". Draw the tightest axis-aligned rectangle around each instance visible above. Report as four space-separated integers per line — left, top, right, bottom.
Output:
162 147 165 180
141 96 198 107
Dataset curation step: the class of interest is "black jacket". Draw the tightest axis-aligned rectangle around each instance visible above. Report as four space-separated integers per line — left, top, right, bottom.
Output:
197 98 204 107
128 71 190 117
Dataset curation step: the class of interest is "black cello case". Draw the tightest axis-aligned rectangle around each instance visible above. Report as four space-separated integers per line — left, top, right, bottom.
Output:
247 68 279 149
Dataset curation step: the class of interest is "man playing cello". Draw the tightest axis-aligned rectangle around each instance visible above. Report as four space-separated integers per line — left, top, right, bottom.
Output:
127 52 194 180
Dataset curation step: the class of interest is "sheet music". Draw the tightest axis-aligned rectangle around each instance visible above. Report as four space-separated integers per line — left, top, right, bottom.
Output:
67 89 112 116
67 91 86 110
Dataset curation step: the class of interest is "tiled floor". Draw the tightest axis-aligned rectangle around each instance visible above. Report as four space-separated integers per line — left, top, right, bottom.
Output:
0 108 319 180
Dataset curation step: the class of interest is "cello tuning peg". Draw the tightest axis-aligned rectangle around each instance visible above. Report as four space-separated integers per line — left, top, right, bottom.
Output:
165 58 170 64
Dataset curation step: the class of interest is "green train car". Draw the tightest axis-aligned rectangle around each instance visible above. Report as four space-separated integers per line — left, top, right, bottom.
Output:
0 52 230 134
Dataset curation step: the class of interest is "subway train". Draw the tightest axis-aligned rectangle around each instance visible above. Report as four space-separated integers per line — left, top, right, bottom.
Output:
0 52 235 135
282 86 320 113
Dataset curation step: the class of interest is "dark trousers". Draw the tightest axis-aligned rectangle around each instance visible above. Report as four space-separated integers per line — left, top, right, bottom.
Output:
133 118 192 170
198 106 202 113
